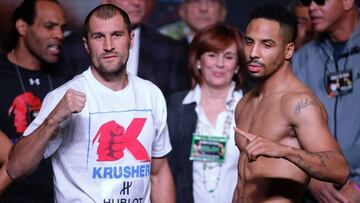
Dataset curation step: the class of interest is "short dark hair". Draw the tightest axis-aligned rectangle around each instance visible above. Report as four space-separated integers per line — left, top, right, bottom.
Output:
5 0 59 51
248 4 297 43
83 4 132 39
189 23 246 90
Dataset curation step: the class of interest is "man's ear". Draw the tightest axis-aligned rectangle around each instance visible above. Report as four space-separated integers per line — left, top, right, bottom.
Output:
285 42 295 60
129 31 135 49
179 4 186 19
220 7 227 22
342 0 355 11
83 37 90 54
15 19 28 36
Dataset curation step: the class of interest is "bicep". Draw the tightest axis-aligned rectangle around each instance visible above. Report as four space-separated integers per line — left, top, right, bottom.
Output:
151 157 168 176
286 95 341 153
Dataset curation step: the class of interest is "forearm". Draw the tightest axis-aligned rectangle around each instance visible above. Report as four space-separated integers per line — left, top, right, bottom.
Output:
285 147 349 185
7 116 60 179
150 159 175 203
7 89 85 179
0 162 12 195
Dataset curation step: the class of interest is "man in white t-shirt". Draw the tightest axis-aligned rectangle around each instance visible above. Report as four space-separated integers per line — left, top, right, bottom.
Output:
6 4 175 203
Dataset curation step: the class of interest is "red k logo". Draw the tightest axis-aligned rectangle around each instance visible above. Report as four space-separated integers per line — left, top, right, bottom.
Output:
92 118 150 162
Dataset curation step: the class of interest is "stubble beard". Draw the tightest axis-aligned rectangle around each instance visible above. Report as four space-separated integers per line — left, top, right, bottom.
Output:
250 62 284 84
248 71 268 84
246 59 267 82
98 63 125 78
97 53 127 78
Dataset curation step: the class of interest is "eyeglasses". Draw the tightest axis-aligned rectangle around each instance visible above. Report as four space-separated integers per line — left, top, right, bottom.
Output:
300 0 325 6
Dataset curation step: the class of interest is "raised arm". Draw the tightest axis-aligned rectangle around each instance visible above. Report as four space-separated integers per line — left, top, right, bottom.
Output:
7 89 86 179
150 156 175 203
0 130 13 195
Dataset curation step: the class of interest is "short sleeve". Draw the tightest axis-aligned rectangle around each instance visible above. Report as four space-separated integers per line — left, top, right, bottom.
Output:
22 89 67 158
151 88 172 158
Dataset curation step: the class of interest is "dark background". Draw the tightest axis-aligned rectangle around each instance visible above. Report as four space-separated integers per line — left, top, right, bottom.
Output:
1 0 359 50
151 0 295 31
0 0 295 50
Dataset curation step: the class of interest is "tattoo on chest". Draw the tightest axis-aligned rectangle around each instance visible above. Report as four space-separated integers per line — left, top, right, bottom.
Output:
294 98 318 115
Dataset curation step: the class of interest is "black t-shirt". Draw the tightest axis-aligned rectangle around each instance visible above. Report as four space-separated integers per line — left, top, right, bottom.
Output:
0 52 67 202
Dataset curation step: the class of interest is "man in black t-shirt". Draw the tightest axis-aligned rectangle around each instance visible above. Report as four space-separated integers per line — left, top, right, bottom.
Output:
0 0 68 202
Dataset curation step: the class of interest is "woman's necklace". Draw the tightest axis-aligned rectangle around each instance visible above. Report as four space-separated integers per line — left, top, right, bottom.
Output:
196 89 236 195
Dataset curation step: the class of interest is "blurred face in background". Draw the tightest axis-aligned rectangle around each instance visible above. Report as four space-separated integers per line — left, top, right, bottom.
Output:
22 1 65 64
105 0 146 26
307 0 345 33
294 4 314 50
180 0 227 36
198 42 238 89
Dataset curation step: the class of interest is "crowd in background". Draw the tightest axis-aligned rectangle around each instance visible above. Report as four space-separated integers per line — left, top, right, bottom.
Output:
0 0 359 202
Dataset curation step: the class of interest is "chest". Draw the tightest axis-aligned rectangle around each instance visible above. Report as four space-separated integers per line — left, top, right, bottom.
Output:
58 86 158 160
235 96 295 147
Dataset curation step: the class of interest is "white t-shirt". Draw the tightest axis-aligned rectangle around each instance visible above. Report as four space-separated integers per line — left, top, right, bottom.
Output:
24 68 172 203
183 84 241 203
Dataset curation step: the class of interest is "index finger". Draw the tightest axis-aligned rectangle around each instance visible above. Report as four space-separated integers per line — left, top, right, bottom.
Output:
233 127 257 141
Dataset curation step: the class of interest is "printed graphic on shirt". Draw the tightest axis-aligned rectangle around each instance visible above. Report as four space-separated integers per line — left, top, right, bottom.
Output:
8 92 41 134
93 118 150 162
101 179 147 203
88 110 153 202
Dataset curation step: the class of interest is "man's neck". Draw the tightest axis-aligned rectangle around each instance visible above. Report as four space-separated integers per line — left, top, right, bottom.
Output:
7 45 42 71
328 9 360 43
255 62 293 98
91 67 128 91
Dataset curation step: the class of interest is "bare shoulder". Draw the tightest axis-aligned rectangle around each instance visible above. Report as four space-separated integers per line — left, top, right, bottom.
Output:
235 91 250 109
280 91 327 125
235 90 254 120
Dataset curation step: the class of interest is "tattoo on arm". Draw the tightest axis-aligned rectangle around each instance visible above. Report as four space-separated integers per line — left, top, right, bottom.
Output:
294 97 320 115
305 151 329 168
294 151 330 179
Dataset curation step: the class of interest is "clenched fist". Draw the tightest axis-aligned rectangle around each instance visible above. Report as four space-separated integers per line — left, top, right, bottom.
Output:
50 89 86 124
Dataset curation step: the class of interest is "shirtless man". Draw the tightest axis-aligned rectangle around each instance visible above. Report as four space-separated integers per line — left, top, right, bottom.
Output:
232 5 349 202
